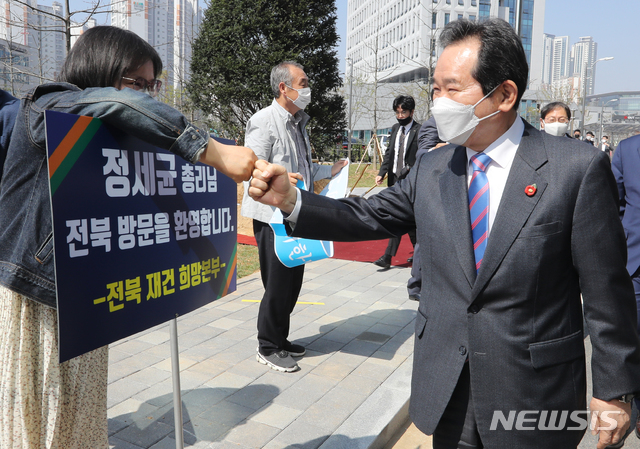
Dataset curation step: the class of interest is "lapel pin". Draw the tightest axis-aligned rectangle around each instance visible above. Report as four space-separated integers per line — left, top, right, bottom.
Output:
525 184 537 197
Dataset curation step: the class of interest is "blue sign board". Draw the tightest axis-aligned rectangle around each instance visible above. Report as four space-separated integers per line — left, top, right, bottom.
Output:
45 111 237 362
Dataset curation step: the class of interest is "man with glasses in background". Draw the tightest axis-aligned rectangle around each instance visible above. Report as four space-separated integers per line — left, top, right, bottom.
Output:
539 102 571 137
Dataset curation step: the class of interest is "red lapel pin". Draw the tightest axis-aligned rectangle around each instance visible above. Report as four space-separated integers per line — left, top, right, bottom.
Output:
525 184 537 197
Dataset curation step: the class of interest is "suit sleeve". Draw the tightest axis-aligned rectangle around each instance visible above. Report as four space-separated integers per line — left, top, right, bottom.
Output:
378 126 396 178
571 151 640 400
611 141 626 219
290 159 420 242
418 117 442 152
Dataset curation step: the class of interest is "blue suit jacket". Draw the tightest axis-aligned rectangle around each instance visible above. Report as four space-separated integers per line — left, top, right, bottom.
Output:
612 134 640 276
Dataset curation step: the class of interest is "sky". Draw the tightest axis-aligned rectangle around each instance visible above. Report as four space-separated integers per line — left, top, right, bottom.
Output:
69 0 639 95
335 0 640 95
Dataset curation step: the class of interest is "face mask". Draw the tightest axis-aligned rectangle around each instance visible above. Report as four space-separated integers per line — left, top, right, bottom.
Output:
602 139 608 144
586 136 594 141
431 85 501 146
574 134 581 139
285 85 311 110
542 121 569 137
397 116 412 126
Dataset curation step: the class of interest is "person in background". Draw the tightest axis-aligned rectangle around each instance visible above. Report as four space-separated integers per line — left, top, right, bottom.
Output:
574 129 582 139
373 95 421 270
240 61 346 373
585 131 596 145
0 26 255 448
0 89 19 181
539 101 571 137
612 133 640 441
601 135 613 159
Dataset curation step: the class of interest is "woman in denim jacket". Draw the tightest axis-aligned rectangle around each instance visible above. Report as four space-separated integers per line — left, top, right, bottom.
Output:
0 26 255 448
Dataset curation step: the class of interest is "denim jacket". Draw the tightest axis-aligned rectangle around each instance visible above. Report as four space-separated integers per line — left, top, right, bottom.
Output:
241 99 332 223
0 83 210 308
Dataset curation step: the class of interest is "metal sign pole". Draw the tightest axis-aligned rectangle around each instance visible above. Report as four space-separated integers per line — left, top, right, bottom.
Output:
170 317 184 449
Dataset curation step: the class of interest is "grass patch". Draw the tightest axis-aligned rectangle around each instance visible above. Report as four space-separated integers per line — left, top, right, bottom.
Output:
348 162 380 188
237 243 260 278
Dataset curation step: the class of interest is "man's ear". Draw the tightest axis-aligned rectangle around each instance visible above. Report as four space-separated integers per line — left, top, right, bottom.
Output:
497 80 518 112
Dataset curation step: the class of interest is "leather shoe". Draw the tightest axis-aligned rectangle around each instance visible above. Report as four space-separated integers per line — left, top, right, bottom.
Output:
373 255 391 269
409 294 420 301
407 257 413 263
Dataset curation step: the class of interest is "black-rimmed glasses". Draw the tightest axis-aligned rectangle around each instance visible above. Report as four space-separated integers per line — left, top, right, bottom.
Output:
121 76 162 97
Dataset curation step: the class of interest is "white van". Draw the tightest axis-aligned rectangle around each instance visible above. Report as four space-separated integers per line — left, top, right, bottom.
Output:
367 134 391 157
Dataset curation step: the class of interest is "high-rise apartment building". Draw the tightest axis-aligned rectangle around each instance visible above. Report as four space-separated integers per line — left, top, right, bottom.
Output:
571 36 598 96
346 0 545 89
550 35 570 84
0 0 65 93
111 0 200 93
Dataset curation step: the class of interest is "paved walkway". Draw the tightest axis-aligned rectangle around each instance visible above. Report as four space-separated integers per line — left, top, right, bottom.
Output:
107 257 418 449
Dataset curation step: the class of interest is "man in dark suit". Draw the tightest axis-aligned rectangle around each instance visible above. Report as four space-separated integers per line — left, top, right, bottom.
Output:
249 18 640 449
612 134 640 333
612 134 640 438
372 95 421 269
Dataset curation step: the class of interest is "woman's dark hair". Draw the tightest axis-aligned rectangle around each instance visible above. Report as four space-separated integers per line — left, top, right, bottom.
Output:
58 26 162 89
540 102 571 120
439 18 528 110
393 95 415 112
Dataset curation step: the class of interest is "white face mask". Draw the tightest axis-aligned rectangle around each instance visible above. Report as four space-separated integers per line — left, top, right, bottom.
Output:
285 85 312 110
542 121 569 137
431 85 501 146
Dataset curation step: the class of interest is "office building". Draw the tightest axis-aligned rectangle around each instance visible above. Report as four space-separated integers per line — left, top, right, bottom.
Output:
346 0 546 90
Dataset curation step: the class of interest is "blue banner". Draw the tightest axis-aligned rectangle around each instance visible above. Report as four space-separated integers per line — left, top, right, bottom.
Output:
46 111 237 362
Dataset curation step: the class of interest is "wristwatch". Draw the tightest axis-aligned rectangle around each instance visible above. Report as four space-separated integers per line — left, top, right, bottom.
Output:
618 394 635 403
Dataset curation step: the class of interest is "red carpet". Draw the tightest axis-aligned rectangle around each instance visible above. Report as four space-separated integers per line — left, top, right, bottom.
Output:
333 234 414 267
238 233 414 268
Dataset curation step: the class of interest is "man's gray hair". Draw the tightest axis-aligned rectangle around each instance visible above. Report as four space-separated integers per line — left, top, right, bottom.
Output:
270 61 304 98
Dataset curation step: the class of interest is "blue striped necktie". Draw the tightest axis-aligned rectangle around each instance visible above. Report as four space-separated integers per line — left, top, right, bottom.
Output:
468 153 492 272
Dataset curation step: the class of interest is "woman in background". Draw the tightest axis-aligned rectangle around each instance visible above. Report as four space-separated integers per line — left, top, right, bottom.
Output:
0 26 255 448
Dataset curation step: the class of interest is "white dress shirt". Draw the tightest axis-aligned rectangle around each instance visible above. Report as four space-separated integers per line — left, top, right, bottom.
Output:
392 122 412 174
465 117 524 235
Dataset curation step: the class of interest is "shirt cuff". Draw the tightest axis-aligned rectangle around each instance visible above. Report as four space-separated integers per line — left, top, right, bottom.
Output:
283 187 302 226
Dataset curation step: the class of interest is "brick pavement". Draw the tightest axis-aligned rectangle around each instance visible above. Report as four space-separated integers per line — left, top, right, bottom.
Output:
107 257 417 449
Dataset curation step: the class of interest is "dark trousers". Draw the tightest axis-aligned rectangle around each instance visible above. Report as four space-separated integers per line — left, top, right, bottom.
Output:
433 363 483 449
383 230 416 258
633 267 640 333
253 220 304 356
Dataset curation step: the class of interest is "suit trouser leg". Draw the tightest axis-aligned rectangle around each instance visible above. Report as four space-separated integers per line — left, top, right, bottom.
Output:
432 363 483 449
384 237 401 258
633 268 640 334
253 220 305 356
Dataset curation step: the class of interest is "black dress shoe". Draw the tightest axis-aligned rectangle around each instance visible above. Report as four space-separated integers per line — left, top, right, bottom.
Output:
407 257 413 263
409 294 420 301
373 255 391 269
